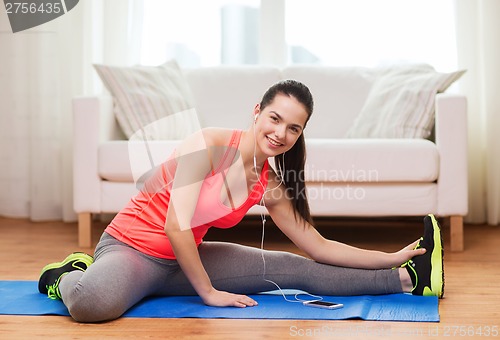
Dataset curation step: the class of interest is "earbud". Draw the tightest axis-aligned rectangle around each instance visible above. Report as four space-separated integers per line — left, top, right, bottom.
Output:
254 114 259 123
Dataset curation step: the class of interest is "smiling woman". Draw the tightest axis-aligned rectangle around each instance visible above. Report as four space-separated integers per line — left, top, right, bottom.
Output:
38 79 444 323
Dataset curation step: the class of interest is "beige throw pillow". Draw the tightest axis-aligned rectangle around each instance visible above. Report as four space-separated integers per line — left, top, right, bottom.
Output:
94 60 201 140
346 66 465 138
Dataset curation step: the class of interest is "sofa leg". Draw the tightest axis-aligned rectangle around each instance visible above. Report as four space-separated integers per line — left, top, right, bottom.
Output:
78 212 92 248
449 215 464 252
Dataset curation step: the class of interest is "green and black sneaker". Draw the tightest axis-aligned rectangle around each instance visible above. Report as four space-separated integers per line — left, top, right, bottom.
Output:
402 214 444 298
38 252 94 300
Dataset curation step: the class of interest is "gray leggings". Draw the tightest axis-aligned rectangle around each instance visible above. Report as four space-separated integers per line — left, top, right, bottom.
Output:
59 232 402 323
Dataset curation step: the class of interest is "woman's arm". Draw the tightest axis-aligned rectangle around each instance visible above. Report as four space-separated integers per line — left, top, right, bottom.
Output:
165 215 257 307
264 180 424 269
165 129 257 307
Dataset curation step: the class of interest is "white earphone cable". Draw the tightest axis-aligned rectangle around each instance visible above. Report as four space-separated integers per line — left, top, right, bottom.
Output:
252 120 322 304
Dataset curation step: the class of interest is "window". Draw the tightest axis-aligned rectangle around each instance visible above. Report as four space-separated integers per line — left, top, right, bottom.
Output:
141 0 457 70
141 0 260 67
285 0 457 70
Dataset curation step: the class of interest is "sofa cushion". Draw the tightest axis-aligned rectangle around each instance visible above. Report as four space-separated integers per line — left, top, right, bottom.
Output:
99 141 181 182
282 66 378 138
99 139 438 183
346 66 465 138
184 66 282 130
304 138 439 182
94 60 201 140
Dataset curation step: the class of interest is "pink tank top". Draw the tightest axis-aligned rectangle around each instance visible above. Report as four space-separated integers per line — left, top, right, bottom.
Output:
105 130 269 259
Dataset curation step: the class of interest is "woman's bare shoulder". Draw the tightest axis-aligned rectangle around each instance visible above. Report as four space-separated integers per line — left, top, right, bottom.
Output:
176 128 236 156
200 127 235 145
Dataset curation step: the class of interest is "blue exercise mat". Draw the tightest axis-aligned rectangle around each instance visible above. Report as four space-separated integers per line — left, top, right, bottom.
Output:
0 281 439 322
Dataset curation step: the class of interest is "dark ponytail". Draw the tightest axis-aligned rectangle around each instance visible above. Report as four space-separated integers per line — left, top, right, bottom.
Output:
260 80 314 227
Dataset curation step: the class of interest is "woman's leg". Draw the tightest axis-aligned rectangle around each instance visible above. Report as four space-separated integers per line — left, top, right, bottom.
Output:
58 233 180 322
162 241 403 296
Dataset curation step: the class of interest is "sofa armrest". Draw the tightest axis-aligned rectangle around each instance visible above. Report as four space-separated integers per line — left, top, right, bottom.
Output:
435 93 468 216
72 96 115 213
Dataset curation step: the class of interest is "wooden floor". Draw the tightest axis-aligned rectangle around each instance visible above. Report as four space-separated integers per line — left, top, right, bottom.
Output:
1 216 499 339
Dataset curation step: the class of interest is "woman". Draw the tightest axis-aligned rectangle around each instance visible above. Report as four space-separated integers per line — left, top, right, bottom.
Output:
39 80 444 322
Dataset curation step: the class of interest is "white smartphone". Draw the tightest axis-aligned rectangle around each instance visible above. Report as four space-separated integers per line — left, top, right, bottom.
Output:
303 300 344 310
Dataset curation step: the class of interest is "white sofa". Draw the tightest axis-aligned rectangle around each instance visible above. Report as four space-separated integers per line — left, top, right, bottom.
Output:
73 65 468 251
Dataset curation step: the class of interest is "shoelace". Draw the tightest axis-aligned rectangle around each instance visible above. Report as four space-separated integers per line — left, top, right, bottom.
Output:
396 237 424 270
46 273 67 300
46 283 61 300
414 237 423 250
402 259 418 292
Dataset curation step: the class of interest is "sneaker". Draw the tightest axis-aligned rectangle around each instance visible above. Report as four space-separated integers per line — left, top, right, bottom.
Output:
38 252 94 300
402 214 444 298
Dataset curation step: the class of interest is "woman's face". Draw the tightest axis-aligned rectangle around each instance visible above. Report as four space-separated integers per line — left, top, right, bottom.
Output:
254 93 309 157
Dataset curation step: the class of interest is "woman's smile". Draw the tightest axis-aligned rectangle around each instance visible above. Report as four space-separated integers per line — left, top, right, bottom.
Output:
266 135 284 148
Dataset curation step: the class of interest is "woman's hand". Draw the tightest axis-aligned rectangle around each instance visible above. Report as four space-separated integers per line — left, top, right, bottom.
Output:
391 239 427 267
201 288 258 308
